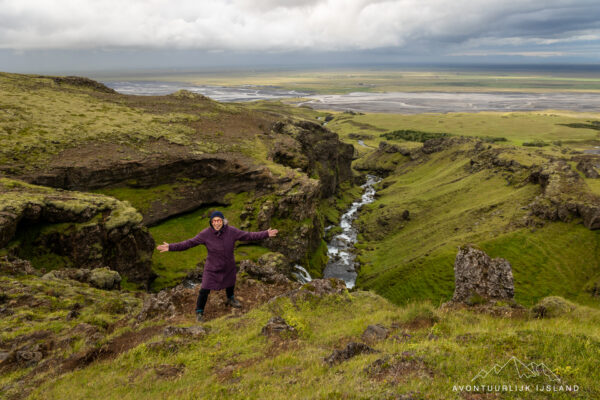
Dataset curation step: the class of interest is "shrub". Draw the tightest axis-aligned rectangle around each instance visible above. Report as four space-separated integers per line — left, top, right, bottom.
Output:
380 129 451 142
531 296 576 318
522 140 548 147
479 136 508 143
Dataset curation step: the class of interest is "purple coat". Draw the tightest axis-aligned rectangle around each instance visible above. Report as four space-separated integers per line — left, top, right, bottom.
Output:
168 225 269 290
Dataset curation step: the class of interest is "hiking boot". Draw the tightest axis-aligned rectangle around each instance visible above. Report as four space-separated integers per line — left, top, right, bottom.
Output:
196 311 204 322
226 296 242 308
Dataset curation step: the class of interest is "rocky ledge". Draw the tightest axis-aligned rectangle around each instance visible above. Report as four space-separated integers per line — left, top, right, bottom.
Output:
0 178 155 287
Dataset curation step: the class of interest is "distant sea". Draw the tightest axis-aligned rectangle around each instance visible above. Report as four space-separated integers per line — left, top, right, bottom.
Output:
103 80 600 114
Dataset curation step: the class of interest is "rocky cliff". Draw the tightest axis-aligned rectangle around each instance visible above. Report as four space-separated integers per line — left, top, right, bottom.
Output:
0 72 354 283
0 178 155 287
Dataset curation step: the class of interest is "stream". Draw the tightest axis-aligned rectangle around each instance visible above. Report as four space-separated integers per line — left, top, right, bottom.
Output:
322 174 381 288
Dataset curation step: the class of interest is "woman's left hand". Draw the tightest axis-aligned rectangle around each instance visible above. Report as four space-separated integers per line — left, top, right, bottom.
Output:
267 228 278 237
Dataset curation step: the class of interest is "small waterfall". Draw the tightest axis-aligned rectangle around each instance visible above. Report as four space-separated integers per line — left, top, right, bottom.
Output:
292 264 312 283
323 174 381 288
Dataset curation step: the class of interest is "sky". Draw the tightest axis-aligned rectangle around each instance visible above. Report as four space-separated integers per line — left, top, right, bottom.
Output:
0 0 599 73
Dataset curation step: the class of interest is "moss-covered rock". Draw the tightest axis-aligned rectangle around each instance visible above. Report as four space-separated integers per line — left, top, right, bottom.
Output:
0 178 155 287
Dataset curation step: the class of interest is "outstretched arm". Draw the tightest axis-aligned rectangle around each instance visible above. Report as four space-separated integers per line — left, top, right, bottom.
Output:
234 227 278 241
157 232 205 252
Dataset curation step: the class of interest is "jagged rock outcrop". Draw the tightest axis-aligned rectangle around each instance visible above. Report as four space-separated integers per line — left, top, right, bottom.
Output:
574 155 600 178
469 142 524 173
45 75 117 93
324 342 377 366
249 175 324 264
421 137 453 154
0 256 38 276
452 245 514 304
528 160 600 229
0 178 155 287
378 141 411 155
270 120 354 198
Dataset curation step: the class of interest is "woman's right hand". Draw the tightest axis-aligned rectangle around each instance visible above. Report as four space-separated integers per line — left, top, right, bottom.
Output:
156 242 169 252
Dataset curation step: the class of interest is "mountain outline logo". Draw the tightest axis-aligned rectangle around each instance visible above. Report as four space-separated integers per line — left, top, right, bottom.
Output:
472 356 561 383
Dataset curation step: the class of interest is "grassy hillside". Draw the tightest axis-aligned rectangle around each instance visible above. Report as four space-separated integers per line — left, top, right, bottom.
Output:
321 111 600 309
5 276 595 400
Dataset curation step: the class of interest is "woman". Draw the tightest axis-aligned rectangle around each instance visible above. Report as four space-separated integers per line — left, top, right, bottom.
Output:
156 211 278 322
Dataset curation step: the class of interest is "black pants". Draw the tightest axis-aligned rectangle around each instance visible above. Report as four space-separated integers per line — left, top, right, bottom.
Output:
196 285 234 312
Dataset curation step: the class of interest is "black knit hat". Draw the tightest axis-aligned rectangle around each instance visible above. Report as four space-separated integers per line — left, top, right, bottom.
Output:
209 211 225 221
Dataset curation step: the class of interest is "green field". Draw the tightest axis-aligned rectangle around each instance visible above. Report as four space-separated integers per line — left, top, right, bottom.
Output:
326 110 600 147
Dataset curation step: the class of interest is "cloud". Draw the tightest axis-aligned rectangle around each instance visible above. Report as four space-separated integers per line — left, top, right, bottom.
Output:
449 50 569 58
0 0 598 58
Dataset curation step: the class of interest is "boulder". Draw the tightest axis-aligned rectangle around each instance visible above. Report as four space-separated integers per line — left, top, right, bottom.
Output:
274 278 348 304
239 252 290 284
261 316 297 338
163 325 207 338
137 285 193 321
0 256 38 276
324 342 377 366
89 267 122 290
361 324 389 342
42 267 121 290
452 246 514 304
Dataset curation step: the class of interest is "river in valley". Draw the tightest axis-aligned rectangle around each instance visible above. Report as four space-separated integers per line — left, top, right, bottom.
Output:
322 175 381 288
104 80 600 113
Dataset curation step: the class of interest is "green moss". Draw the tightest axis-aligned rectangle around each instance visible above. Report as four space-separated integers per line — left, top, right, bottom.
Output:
531 296 577 318
305 239 328 279
104 202 143 230
94 184 179 214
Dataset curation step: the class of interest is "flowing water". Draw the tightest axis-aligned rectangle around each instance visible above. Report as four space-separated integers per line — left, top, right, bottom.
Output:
323 175 381 288
103 80 600 113
292 265 313 283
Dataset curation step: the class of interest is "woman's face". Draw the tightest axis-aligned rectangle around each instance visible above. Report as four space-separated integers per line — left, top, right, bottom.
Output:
211 217 224 231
